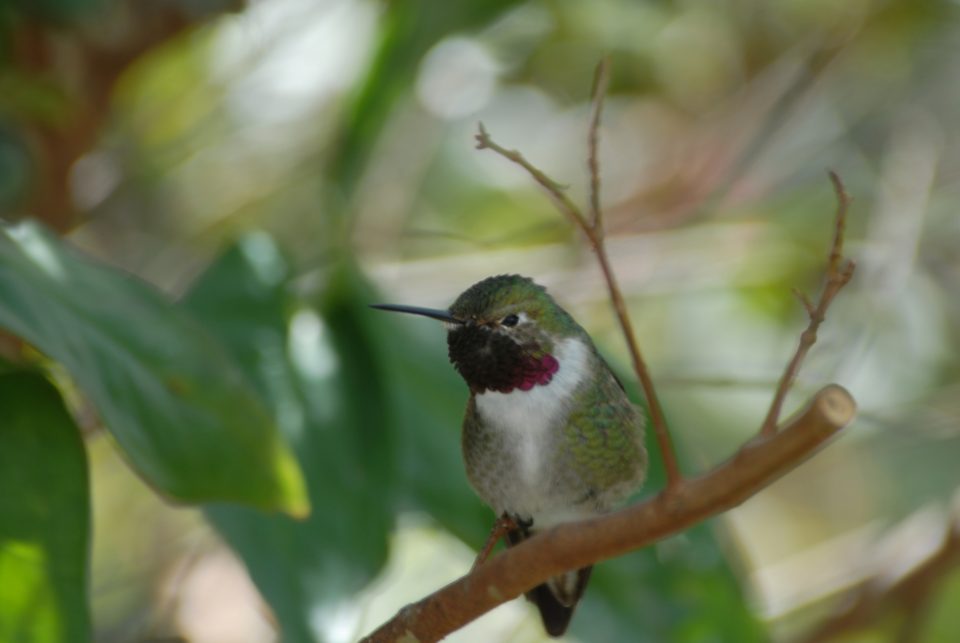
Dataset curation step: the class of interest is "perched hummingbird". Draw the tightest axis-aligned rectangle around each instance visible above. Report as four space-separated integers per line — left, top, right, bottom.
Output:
373 274 647 637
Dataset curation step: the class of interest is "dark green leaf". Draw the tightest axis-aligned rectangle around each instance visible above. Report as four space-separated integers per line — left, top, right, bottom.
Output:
185 237 396 642
375 308 491 546
0 372 90 643
0 221 307 514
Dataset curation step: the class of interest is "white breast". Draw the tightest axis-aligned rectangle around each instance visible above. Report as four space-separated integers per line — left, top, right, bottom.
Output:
475 337 590 490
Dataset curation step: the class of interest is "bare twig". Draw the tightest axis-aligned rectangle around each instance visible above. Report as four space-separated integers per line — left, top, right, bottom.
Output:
590 242 681 489
361 386 857 643
791 288 816 317
475 124 583 228
760 171 855 436
587 57 611 230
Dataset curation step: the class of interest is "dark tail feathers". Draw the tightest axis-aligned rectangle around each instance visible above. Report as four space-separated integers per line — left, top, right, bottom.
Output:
507 527 593 637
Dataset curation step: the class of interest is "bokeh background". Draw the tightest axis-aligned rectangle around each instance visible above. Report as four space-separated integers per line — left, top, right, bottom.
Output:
2 0 960 641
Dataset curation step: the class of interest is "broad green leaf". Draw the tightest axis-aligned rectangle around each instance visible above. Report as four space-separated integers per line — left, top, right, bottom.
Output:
0 221 307 515
0 372 90 643
185 237 396 642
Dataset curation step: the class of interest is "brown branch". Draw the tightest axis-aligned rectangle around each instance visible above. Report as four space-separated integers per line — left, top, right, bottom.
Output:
760 171 855 436
476 103 683 490
361 385 857 643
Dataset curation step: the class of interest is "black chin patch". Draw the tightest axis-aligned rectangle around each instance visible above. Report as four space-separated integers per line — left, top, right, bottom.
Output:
447 325 557 393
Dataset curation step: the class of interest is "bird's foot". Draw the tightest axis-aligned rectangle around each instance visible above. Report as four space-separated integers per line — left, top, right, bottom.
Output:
471 513 519 570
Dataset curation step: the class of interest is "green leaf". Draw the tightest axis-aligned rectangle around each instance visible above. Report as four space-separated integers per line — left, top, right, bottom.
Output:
0 372 90 643
0 221 307 515
184 237 396 642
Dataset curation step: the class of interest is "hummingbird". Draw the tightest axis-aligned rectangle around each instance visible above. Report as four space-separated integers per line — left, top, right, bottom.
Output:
373 274 647 637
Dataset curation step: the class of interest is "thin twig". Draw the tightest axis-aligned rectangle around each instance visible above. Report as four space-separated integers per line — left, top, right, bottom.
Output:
476 85 684 489
826 171 849 275
475 123 583 228
590 240 681 488
587 57 610 230
760 172 855 436
791 288 815 317
361 386 857 643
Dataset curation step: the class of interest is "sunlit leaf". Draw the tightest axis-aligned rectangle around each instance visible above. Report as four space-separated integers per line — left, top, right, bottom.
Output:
0 221 307 514
0 372 90 643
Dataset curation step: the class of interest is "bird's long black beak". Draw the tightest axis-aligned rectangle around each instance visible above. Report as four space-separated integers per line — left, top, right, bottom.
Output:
370 303 462 324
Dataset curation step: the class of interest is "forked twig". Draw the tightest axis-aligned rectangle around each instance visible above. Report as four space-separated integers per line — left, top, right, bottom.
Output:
760 171 855 436
475 123 582 228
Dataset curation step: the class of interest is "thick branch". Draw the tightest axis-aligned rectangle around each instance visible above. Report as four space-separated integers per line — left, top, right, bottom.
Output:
362 385 856 643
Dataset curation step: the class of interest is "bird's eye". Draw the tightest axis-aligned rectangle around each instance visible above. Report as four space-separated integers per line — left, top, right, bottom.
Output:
501 314 520 327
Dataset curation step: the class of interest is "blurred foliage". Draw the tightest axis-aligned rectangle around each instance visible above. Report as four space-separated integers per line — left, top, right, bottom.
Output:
1 0 960 642
0 221 307 513
0 372 90 643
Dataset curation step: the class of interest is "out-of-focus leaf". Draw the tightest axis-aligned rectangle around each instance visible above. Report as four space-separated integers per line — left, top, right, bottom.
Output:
0 372 90 643
328 0 525 202
0 126 34 211
0 221 307 514
926 566 960 643
374 302 491 547
186 236 396 642
8 0 105 24
859 385 960 522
